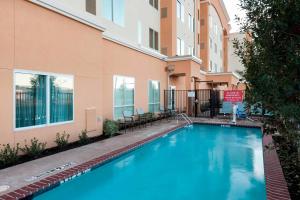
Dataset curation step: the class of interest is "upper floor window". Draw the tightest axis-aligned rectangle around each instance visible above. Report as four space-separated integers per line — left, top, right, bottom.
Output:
214 43 217 54
102 0 125 26
15 71 74 129
177 38 185 56
209 15 212 30
177 1 184 22
149 0 158 10
86 0 96 15
188 46 194 56
149 28 159 50
188 14 194 32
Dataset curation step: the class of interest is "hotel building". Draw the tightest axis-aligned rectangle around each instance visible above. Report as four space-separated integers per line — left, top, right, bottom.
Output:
0 0 240 147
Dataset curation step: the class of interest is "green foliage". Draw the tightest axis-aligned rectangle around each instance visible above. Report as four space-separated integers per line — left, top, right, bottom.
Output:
234 0 300 129
235 1 300 198
79 130 90 145
103 120 119 137
0 143 20 167
21 138 46 159
54 131 70 150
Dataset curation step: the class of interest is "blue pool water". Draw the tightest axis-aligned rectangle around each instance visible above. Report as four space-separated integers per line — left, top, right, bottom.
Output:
34 124 266 200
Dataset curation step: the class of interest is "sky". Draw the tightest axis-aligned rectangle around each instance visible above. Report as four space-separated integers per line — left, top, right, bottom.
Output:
223 0 246 33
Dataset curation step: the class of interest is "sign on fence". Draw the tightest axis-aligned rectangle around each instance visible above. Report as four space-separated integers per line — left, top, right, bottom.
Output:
224 90 244 102
188 91 195 98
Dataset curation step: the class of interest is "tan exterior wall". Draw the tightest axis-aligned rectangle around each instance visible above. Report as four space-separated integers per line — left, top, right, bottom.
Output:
102 39 168 120
0 0 104 147
160 0 177 56
200 0 230 72
0 0 239 149
200 2 209 71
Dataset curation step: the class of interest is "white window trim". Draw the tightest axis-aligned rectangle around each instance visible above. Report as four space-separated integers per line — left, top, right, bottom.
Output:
13 69 75 132
113 75 135 120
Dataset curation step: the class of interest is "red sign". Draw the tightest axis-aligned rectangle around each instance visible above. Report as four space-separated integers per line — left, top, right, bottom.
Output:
224 90 244 102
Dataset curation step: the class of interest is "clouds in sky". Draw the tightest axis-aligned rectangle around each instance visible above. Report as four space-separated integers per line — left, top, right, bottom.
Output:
223 0 246 33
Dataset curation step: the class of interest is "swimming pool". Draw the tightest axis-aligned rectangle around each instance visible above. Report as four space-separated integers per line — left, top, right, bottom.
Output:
34 124 266 200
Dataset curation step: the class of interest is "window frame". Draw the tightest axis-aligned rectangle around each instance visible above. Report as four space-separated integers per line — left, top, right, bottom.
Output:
148 80 160 113
101 0 125 26
149 28 159 50
113 75 135 120
149 0 159 10
13 69 74 131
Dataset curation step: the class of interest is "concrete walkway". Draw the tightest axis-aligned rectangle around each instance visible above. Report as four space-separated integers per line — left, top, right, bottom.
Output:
0 118 262 195
0 120 184 194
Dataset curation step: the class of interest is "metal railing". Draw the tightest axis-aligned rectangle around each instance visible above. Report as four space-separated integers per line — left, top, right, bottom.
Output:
176 113 193 125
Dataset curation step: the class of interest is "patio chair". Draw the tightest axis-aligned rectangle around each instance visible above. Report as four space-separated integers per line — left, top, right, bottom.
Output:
237 102 247 119
159 106 169 119
122 110 139 131
168 108 178 120
220 102 233 116
136 108 148 127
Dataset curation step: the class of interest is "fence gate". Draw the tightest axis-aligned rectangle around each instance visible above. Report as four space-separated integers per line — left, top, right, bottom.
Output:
164 89 221 118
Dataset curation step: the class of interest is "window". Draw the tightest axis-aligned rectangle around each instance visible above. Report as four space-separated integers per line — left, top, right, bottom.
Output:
176 1 181 19
214 43 217 53
15 71 74 129
210 37 212 48
149 28 159 50
86 0 96 15
209 60 213 71
161 7 168 18
214 63 218 72
209 15 212 30
180 40 185 55
177 37 181 55
188 46 194 56
138 21 142 44
101 0 125 26
177 38 184 55
148 80 160 112
149 0 158 10
113 76 135 120
188 14 194 31
177 0 184 22
180 4 184 22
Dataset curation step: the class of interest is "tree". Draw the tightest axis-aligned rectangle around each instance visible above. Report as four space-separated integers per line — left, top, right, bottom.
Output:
235 0 300 129
234 1 300 198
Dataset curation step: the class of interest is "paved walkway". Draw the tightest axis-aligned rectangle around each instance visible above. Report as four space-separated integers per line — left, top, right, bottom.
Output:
0 118 262 196
0 120 184 194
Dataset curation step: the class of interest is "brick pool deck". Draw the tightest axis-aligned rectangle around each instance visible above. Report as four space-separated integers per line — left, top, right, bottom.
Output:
0 119 291 200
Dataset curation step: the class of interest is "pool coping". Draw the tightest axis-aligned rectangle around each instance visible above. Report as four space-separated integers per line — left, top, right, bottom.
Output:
0 122 291 200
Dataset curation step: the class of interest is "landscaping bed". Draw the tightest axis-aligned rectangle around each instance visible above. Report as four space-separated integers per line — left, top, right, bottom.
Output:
273 135 300 200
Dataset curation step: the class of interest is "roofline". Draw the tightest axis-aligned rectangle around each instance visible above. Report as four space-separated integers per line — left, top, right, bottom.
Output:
29 0 106 32
165 56 203 65
200 0 230 24
103 33 167 60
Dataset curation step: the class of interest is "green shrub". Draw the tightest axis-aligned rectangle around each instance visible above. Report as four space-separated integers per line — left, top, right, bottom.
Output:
0 143 20 167
103 120 119 137
55 132 70 150
21 138 46 159
79 129 90 145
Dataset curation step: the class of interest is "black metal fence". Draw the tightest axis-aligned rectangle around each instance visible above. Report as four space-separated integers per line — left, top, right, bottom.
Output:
164 89 246 118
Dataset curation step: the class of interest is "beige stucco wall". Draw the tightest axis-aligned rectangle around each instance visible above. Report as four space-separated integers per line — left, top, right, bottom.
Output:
102 39 168 120
0 0 104 147
176 0 196 56
228 32 245 73
54 0 161 52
